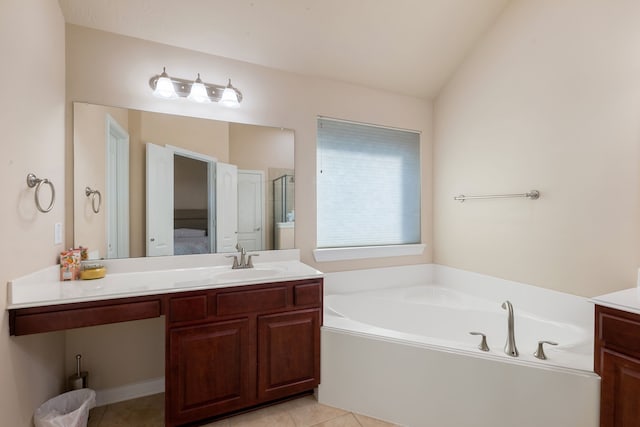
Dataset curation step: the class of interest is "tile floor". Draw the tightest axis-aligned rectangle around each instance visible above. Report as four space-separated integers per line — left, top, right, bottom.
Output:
88 393 400 427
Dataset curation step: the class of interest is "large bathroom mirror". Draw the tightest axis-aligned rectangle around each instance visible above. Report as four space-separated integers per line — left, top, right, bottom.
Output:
73 102 295 259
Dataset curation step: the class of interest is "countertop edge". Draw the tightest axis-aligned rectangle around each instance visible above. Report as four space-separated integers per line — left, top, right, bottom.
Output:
7 272 324 310
589 287 640 316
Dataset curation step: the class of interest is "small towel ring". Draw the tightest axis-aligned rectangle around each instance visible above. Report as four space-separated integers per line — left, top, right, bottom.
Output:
85 187 102 214
26 173 55 213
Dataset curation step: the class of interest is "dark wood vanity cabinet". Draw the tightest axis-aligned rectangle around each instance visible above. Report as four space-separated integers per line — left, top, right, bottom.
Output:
594 305 640 427
167 318 252 424
257 308 321 401
165 279 322 427
8 276 323 427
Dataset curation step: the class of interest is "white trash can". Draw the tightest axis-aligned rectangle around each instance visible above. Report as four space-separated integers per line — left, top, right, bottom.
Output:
34 389 96 427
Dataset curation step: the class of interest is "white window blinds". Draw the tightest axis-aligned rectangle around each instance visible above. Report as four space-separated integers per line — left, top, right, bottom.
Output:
317 118 421 248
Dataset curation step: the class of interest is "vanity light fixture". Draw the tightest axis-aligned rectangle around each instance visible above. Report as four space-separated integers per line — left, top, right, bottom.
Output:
149 67 243 106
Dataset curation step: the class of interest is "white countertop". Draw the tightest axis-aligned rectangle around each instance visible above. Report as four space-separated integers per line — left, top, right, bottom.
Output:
7 250 323 310
590 287 640 316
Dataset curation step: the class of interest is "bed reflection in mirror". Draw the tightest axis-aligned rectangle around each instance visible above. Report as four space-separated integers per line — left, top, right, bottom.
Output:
73 102 295 259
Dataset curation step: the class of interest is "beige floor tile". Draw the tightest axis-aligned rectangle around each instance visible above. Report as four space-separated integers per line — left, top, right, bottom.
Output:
98 394 164 427
200 418 231 427
88 405 106 427
227 406 296 427
310 413 362 427
86 393 393 427
353 413 400 427
285 397 349 427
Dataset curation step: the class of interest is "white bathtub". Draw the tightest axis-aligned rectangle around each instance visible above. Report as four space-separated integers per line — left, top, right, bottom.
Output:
317 264 600 427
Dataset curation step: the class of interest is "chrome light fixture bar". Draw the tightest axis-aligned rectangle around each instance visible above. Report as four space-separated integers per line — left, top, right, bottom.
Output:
149 67 243 106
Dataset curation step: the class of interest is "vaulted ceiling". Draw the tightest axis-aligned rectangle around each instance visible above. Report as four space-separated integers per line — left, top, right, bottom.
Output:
58 0 511 99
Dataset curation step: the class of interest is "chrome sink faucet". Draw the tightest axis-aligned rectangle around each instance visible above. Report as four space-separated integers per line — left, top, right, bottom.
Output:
226 243 258 269
501 300 519 357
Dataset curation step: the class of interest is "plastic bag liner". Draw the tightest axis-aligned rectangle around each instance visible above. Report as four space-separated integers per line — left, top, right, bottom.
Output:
34 389 96 427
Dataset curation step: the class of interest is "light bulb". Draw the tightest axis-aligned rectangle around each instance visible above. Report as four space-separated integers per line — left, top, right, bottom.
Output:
187 74 211 103
219 79 240 107
153 67 177 99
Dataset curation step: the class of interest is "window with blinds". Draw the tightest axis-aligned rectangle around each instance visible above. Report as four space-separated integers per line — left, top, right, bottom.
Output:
317 117 421 248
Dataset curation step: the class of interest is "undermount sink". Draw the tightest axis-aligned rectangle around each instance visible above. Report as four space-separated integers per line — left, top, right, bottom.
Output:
214 267 284 283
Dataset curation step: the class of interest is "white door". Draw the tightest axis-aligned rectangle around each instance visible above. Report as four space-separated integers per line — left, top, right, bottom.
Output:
106 115 130 258
146 143 174 256
215 162 238 253
238 170 264 251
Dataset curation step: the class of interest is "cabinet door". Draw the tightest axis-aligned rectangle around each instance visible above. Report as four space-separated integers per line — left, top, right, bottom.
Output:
167 318 252 426
600 349 640 427
257 309 320 401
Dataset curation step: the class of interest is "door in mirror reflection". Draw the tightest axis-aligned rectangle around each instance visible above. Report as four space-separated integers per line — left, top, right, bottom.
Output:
146 143 240 256
238 171 265 251
146 142 175 256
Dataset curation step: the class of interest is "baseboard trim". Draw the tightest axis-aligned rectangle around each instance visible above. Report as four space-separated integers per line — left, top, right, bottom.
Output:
95 377 165 407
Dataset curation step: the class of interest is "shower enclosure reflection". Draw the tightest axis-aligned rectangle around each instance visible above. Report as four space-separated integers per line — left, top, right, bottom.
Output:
273 173 295 249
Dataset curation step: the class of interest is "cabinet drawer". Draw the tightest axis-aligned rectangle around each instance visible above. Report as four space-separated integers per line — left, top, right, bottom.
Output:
216 287 287 316
294 282 322 306
10 299 162 335
598 308 640 357
169 295 208 323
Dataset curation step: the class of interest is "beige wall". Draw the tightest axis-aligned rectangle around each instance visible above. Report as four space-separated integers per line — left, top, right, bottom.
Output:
65 318 165 392
137 110 230 161
0 1 67 425
64 24 432 393
434 0 640 297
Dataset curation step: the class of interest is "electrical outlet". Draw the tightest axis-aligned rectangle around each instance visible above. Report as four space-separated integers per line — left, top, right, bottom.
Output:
54 223 62 245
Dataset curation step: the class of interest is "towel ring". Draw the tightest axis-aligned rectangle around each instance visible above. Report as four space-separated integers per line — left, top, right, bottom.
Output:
85 187 102 214
26 173 55 213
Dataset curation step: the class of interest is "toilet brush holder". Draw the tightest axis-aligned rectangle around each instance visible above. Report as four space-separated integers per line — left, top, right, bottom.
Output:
68 354 88 390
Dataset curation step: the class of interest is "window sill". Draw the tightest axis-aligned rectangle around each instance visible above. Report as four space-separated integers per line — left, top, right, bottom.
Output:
313 244 425 262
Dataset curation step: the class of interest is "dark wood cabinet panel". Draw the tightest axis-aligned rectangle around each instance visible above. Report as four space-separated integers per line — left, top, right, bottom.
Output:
9 296 163 335
168 294 207 323
596 307 640 371
600 349 640 427
294 282 322 306
257 308 321 401
595 305 640 427
167 318 252 426
215 286 287 316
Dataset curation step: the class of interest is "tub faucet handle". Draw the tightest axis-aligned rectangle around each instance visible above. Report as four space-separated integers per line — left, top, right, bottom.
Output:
469 332 490 352
533 340 558 360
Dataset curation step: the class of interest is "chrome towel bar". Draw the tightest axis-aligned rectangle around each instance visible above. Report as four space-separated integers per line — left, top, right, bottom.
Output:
85 187 102 214
454 190 540 202
26 173 55 213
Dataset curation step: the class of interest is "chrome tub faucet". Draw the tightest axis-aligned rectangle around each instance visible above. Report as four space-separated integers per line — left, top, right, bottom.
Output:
501 300 519 357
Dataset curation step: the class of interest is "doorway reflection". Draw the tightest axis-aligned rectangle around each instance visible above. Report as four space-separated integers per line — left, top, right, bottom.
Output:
273 173 295 249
